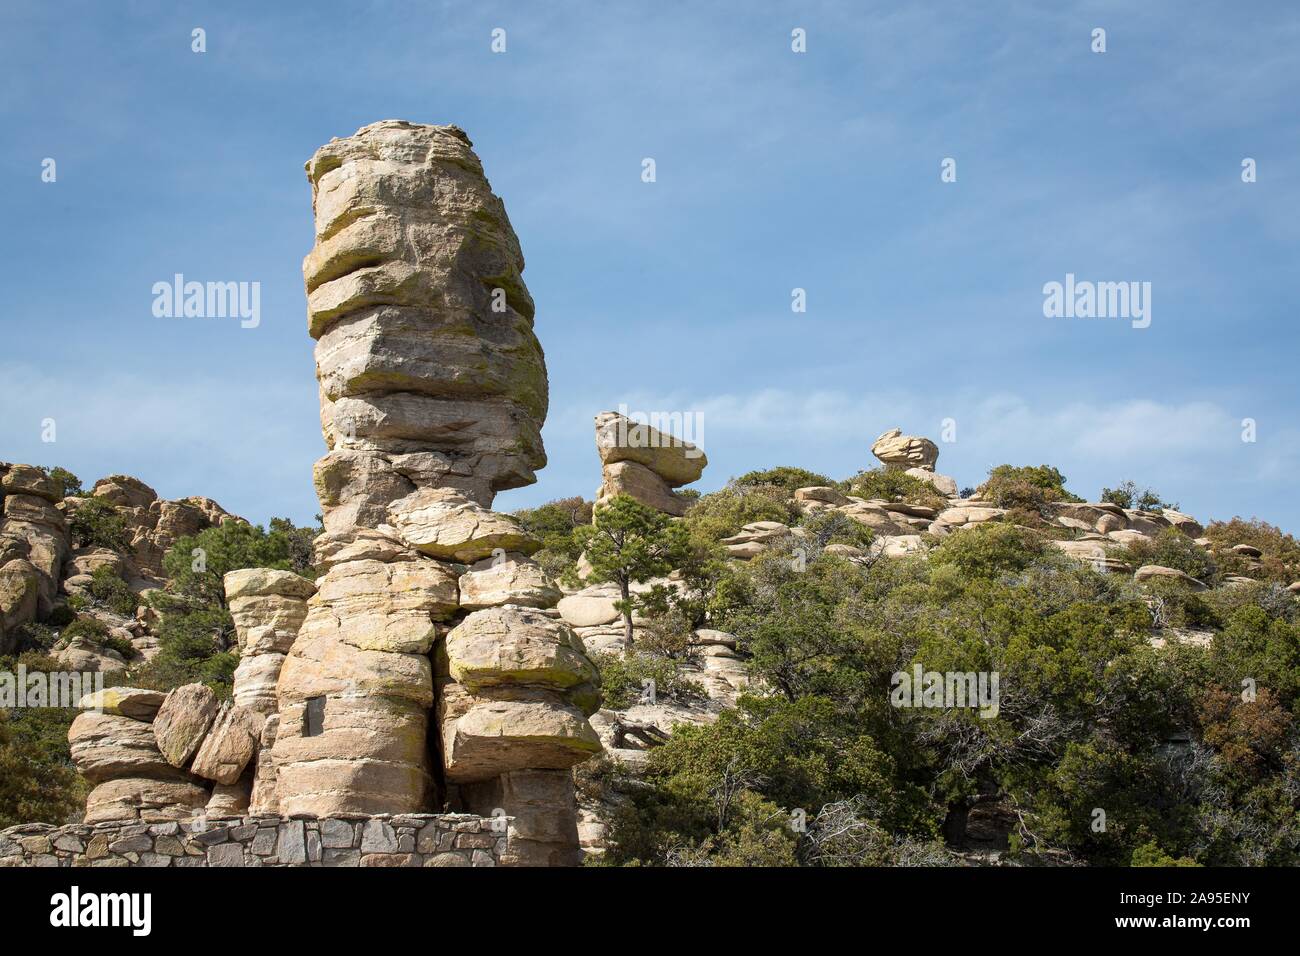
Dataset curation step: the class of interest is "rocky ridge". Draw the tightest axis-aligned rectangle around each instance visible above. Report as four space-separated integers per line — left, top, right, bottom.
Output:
0 464 236 667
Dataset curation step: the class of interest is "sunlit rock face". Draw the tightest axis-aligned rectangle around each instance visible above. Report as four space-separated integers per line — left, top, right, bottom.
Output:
269 122 598 845
303 119 548 531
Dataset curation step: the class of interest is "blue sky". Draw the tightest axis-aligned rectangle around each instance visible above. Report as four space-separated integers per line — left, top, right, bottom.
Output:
3 1 1298 532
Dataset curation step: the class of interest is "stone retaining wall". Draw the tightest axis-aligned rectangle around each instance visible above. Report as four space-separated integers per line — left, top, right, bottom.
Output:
0 813 508 868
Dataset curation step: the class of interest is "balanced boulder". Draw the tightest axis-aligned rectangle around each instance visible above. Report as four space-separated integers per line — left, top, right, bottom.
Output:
153 683 219 768
871 428 939 472
593 411 706 515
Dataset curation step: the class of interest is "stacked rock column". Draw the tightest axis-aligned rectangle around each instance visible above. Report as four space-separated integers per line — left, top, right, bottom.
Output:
223 569 317 814
272 545 457 816
276 121 601 861
437 603 602 865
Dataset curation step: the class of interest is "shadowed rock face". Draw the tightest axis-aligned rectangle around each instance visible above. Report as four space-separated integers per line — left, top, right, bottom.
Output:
303 120 548 529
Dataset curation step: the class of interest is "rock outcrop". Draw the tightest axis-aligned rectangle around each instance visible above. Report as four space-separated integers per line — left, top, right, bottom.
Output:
83 476 234 581
594 411 706 516
226 569 316 715
871 428 939 472
72 680 269 822
20 118 707 862
68 688 211 823
780 430 1245 599
0 461 237 661
0 463 71 649
273 549 449 817
195 569 319 817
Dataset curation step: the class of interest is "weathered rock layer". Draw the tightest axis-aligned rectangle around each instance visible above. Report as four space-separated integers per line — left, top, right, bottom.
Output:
304 119 548 527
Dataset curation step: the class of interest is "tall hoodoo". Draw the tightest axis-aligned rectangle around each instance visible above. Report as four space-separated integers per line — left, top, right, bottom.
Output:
270 121 599 861
303 119 548 527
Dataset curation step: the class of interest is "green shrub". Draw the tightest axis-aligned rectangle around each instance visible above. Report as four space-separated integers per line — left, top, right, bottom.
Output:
928 522 1048 580
531 548 577 584
99 633 136 660
717 551 879 703
61 616 109 642
8 622 58 653
844 468 946 511
1130 842 1200 867
1131 577 1220 630
131 607 237 694
0 670 86 828
513 497 593 582
599 694 930 866
734 466 834 494
62 616 132 656
268 516 322 579
981 464 1081 506
632 593 698 660
45 604 75 627
797 510 875 550
88 566 138 616
1101 480 1176 512
163 520 298 607
67 497 132 552
131 518 315 694
47 466 84 498
58 616 134 661
514 497 592 552
593 650 706 709
682 484 799 543
974 465 1085 531
1119 528 1217 583
985 464 1074 493
983 479 1051 513
1203 581 1297 625
1204 518 1300 584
